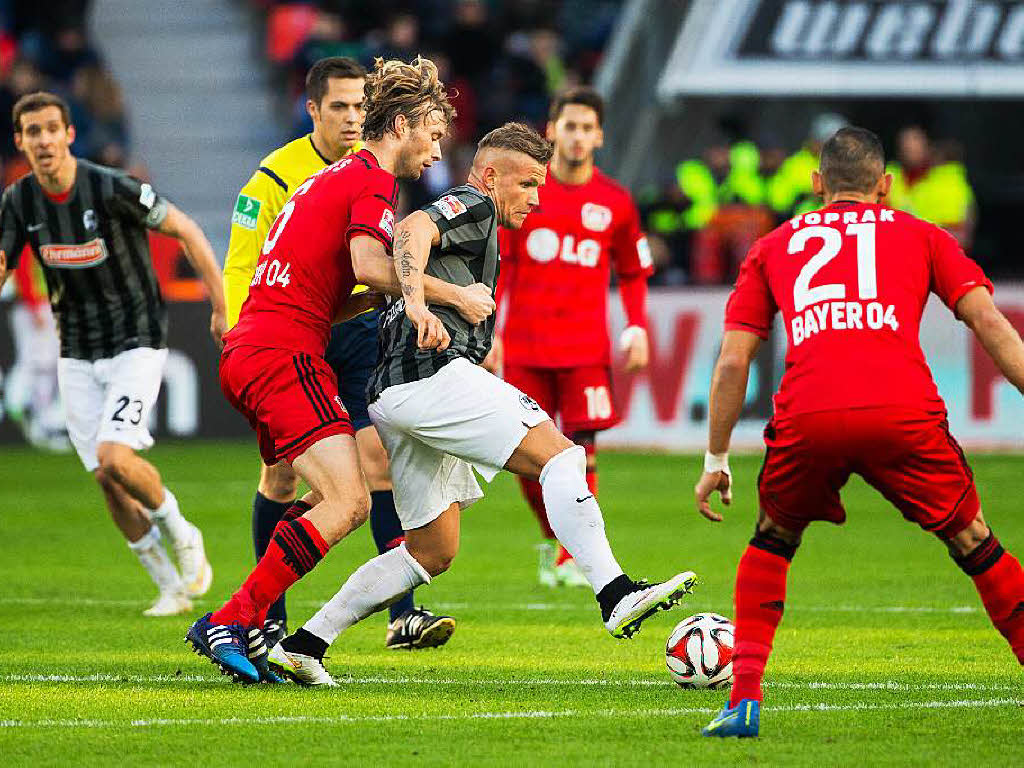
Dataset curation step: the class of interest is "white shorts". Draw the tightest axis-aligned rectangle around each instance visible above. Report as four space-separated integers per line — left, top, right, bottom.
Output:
369 357 551 530
57 347 168 471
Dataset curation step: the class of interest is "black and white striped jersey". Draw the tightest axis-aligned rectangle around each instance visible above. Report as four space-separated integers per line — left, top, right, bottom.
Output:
368 185 498 402
0 159 170 360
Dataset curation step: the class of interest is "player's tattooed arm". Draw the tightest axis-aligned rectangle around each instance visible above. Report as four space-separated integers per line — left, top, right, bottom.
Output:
351 237 494 324
392 211 450 350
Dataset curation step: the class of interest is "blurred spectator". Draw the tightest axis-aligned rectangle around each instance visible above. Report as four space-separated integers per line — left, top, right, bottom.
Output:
768 112 848 219
442 0 500 86
889 125 976 249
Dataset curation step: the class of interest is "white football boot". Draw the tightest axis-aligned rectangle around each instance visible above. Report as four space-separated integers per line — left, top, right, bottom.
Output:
143 590 192 617
604 572 698 639
267 642 338 687
175 523 213 598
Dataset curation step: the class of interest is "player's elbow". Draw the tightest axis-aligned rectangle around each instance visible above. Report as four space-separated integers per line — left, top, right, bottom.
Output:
715 353 753 379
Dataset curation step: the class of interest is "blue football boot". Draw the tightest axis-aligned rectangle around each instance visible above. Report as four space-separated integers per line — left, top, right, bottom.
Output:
185 612 259 683
701 698 760 737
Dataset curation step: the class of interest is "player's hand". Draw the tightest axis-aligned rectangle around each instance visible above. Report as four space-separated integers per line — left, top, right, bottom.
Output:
620 326 649 372
210 308 226 349
695 469 732 522
406 302 451 351
456 283 496 325
481 335 503 375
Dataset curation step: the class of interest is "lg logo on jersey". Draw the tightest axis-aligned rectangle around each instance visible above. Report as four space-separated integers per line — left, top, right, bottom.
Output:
526 228 601 267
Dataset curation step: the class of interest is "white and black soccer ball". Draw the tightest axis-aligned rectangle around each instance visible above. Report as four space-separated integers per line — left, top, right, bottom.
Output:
665 612 734 689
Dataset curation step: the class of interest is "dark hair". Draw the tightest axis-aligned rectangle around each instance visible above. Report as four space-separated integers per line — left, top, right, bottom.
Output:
477 122 553 165
12 91 72 133
362 56 455 141
819 126 886 195
306 57 367 106
549 86 604 126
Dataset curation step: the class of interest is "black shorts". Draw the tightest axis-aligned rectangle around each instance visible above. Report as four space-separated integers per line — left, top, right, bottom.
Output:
324 308 380 432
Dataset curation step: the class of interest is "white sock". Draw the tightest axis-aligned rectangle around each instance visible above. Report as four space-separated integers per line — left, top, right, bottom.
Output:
148 488 191 547
128 525 184 594
303 544 431 645
539 446 624 594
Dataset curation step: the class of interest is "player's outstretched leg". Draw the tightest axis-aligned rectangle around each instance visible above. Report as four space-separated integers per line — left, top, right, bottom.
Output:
270 503 455 685
947 513 1024 664
505 421 697 638
703 525 798 738
529 438 696 638
97 441 212 598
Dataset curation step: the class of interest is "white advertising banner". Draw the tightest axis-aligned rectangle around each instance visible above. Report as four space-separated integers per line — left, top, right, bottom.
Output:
604 285 1024 451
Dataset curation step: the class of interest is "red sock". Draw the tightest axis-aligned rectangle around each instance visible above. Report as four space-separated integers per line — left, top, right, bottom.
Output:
730 540 794 707
519 477 555 539
211 516 329 628
956 534 1024 664
252 501 316 628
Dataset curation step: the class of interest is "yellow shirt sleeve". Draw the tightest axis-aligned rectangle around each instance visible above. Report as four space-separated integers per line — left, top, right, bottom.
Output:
223 171 288 328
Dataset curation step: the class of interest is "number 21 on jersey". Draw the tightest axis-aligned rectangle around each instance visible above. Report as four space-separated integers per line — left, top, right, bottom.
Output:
788 222 898 347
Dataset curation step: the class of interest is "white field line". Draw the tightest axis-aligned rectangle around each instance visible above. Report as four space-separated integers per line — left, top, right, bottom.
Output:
2 674 1019 694
1 698 1021 730
0 597 982 614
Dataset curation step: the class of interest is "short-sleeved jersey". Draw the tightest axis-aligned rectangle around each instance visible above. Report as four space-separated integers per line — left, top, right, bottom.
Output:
368 185 498 402
224 148 396 357
498 167 652 368
222 133 363 328
0 159 169 360
725 201 993 419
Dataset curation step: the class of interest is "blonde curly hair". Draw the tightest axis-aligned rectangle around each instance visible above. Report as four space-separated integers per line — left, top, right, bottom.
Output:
362 56 455 141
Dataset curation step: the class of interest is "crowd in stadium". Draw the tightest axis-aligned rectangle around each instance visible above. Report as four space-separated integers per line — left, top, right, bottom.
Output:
0 0 980 289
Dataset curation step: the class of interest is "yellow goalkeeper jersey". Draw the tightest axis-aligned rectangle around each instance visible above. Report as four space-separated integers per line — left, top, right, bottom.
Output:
223 134 363 328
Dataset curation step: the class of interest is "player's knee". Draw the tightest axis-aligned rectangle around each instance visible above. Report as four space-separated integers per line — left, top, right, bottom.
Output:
93 466 118 492
96 442 133 484
945 512 991 559
259 462 299 502
752 518 801 559
410 543 457 577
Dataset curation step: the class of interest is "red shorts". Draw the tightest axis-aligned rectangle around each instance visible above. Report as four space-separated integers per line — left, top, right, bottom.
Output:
220 345 353 466
758 406 979 539
503 364 619 433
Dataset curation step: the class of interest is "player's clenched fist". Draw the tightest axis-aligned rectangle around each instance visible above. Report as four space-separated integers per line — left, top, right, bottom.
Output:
406 302 451 351
456 282 496 325
694 469 732 523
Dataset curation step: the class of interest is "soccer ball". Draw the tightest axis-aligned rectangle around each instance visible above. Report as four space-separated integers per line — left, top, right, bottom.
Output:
665 612 735 689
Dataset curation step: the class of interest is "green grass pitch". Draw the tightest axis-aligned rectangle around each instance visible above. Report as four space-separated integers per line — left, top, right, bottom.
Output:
1 440 1021 766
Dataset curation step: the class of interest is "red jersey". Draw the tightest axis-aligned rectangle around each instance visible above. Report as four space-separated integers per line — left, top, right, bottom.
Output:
226 149 396 356
725 201 992 419
498 166 652 368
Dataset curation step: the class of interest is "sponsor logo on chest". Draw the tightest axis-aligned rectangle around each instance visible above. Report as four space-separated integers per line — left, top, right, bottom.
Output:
581 202 612 232
39 237 110 269
83 209 98 232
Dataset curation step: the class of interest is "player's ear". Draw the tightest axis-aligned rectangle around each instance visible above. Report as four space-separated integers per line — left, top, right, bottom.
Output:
392 113 407 138
545 121 555 142
66 123 76 145
13 130 23 152
306 98 318 123
594 125 604 150
879 173 893 200
811 170 824 197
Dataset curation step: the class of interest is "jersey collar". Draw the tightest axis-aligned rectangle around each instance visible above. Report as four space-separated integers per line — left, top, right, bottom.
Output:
308 134 331 166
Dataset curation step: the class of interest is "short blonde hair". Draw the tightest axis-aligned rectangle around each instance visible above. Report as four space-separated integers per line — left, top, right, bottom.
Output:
362 56 455 141
477 122 553 165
